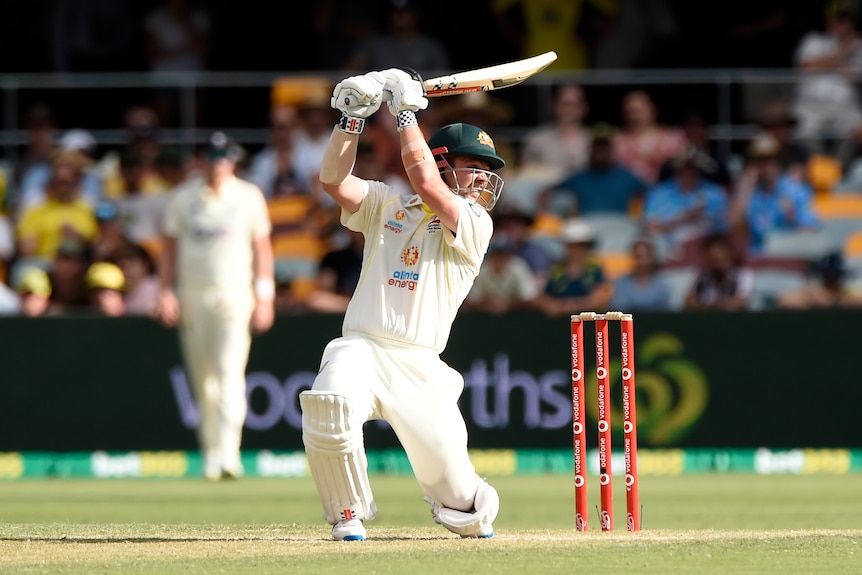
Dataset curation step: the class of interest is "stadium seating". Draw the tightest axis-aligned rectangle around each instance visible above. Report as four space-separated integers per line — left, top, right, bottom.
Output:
761 229 837 260
749 267 809 311
658 266 698 311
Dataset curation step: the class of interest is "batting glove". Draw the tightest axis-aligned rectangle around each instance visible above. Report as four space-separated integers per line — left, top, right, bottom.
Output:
331 72 387 130
382 68 428 116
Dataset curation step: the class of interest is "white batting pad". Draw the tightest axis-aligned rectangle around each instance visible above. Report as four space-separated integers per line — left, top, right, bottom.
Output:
426 479 499 537
300 391 377 525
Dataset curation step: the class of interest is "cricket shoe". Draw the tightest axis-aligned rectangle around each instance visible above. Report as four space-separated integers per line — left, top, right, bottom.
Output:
332 518 366 541
461 524 495 539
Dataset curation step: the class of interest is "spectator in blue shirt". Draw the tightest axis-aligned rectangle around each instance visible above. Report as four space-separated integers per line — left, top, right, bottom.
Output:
729 132 820 255
610 237 672 311
642 145 730 259
540 123 647 217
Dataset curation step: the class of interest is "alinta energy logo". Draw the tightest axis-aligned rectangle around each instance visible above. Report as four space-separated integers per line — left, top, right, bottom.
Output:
384 210 406 234
583 332 709 444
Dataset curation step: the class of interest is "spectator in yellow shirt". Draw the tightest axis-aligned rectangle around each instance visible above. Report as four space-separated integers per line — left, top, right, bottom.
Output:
15 151 98 266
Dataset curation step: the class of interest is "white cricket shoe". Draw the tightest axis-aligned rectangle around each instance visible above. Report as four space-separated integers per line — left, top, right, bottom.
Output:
461 524 494 538
332 518 366 541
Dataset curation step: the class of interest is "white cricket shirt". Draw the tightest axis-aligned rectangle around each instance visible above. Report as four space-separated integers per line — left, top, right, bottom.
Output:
164 175 271 291
341 180 493 353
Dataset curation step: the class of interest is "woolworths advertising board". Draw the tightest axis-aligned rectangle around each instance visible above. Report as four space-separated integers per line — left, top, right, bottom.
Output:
0 310 859 452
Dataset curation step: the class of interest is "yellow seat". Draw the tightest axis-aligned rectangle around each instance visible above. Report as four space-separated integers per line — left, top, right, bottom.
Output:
600 251 634 279
807 154 843 196
845 230 862 258
812 193 862 218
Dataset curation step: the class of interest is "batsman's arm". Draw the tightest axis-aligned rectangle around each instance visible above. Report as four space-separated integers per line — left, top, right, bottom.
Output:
319 128 365 214
398 124 460 231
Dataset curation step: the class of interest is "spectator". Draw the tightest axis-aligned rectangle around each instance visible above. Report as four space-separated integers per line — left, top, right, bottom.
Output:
540 123 647 218
84 261 126 317
305 229 364 314
245 104 309 199
103 104 172 198
614 89 687 186
658 108 734 190
46 239 92 314
777 252 862 308
312 0 378 70
464 238 539 314
489 0 618 71
340 0 450 74
492 207 557 288
682 232 753 311
50 0 136 72
756 100 812 183
12 266 52 317
90 201 136 263
12 104 57 213
519 84 591 174
15 151 98 267
17 129 104 215
114 150 171 252
536 219 611 316
642 146 730 259
609 237 673 311
113 242 160 316
729 132 820 255
792 0 862 159
144 0 211 127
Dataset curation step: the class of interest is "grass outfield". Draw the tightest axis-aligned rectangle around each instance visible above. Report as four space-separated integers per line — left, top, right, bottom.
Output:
0 474 859 574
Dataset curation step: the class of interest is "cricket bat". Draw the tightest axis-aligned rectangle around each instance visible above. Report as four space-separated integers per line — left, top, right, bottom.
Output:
423 51 558 97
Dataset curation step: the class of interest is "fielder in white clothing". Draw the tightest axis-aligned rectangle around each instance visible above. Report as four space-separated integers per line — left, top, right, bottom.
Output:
301 68 506 541
156 132 275 481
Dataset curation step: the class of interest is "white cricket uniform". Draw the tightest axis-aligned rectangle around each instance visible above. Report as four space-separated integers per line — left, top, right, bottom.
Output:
310 179 493 510
164 175 271 477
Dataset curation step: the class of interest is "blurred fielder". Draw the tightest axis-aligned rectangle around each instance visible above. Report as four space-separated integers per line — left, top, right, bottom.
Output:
300 68 505 540
156 132 275 481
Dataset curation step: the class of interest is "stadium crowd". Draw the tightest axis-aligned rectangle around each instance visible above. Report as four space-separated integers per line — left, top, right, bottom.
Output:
1 0 862 316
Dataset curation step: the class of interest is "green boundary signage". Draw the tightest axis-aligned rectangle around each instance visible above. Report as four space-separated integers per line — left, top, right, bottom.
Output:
1 310 860 453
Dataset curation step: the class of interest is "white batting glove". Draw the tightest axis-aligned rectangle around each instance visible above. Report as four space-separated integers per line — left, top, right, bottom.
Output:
331 71 387 119
382 68 428 116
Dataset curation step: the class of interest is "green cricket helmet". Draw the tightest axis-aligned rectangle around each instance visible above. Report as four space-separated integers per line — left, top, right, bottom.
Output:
428 123 505 211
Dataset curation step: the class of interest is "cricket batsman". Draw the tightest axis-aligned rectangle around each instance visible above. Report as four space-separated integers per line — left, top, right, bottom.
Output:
300 68 505 541
156 132 275 481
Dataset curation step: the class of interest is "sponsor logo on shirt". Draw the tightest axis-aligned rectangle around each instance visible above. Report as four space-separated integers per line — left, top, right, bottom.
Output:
427 217 442 233
390 246 420 291
385 209 407 234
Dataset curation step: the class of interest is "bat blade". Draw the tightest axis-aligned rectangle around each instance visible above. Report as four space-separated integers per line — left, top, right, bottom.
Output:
423 51 557 97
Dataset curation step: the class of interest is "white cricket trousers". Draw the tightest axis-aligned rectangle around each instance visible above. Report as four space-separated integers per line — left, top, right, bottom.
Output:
311 334 481 511
179 288 255 477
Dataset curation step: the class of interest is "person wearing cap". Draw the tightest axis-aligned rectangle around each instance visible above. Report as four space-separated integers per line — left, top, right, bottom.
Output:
729 132 821 255
792 0 862 157
85 261 126 317
155 131 275 482
12 266 52 316
301 68 504 541
535 218 611 316
16 129 103 215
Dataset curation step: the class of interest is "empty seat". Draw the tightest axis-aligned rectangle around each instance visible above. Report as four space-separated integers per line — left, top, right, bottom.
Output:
658 266 698 311
761 229 838 260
